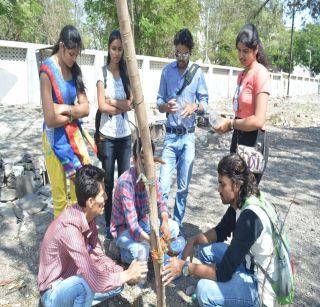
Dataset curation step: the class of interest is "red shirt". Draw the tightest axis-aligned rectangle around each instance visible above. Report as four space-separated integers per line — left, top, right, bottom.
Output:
38 204 123 293
235 62 270 119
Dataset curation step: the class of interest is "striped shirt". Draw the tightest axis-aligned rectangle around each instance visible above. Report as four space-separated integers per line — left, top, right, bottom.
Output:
110 167 169 241
38 205 123 293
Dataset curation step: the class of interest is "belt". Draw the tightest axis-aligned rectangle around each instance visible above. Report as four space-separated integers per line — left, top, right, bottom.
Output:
166 126 195 135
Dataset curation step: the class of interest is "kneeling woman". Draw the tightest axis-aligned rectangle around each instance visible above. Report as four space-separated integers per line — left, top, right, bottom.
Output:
162 154 277 306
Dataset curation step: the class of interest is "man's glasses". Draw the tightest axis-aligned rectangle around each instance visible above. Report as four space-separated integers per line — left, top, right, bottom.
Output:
175 51 190 60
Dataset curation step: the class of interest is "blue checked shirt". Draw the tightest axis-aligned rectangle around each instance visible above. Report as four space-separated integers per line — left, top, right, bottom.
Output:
156 61 209 128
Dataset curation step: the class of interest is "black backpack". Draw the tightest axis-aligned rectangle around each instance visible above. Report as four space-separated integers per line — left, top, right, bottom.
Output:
94 65 108 147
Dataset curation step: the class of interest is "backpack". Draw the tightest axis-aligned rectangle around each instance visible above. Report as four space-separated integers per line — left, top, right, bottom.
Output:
94 65 107 150
242 193 295 305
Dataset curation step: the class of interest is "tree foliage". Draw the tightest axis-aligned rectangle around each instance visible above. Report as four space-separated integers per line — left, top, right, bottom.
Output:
84 0 201 57
294 24 320 74
0 0 74 44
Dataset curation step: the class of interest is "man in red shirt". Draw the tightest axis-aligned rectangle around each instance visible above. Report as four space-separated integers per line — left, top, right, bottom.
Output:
38 165 147 306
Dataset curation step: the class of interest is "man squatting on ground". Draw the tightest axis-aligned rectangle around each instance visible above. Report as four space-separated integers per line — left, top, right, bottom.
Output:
110 138 180 264
162 154 277 307
157 28 208 229
38 165 147 306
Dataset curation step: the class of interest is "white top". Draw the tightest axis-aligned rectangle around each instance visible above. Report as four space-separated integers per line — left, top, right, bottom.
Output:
242 205 277 307
96 67 131 138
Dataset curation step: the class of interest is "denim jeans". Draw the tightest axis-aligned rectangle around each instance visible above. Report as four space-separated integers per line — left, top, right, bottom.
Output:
41 275 123 307
159 132 195 226
196 242 260 307
98 135 131 226
116 219 180 264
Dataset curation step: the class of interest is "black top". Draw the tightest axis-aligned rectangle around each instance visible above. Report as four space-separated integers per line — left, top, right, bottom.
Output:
214 206 263 282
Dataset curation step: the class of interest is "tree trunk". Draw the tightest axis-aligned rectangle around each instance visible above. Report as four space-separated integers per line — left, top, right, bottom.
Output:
115 1 165 306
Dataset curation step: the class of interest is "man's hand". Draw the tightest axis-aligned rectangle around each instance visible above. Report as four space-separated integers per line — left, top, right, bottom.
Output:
161 257 184 286
126 259 148 285
166 99 178 114
213 118 232 134
182 238 196 261
181 102 196 118
160 220 170 239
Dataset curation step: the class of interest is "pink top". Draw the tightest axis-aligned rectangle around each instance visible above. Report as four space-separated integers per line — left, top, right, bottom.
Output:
234 62 270 119
38 204 123 293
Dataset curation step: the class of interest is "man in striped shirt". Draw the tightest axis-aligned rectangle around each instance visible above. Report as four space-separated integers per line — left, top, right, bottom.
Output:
38 165 147 306
110 138 180 264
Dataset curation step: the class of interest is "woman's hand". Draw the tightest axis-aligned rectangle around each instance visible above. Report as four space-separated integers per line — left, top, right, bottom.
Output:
214 118 232 134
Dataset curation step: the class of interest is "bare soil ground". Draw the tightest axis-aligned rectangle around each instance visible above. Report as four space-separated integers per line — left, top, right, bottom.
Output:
0 94 319 306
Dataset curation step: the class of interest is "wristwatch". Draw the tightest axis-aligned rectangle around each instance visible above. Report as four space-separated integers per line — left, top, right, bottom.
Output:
229 119 234 131
182 261 190 277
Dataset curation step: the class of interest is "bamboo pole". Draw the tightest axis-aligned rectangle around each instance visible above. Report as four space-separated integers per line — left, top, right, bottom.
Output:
115 1 165 306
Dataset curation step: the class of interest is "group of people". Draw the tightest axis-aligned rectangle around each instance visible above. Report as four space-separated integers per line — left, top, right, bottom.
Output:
38 22 275 307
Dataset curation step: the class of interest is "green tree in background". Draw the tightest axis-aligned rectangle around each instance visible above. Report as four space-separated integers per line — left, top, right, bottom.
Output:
84 0 201 57
294 24 320 74
0 0 75 44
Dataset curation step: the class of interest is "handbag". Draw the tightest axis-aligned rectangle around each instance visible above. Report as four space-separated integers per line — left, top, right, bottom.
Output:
236 130 266 174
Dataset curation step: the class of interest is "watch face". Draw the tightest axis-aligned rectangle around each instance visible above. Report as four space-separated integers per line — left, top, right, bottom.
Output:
182 264 189 277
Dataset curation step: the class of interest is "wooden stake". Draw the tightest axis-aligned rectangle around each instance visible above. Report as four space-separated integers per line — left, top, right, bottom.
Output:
115 1 165 306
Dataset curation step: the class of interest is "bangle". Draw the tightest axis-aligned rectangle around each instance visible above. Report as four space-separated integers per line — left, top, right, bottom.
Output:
69 105 73 123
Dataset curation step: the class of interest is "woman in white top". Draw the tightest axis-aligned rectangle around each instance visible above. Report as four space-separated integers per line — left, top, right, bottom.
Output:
96 29 132 237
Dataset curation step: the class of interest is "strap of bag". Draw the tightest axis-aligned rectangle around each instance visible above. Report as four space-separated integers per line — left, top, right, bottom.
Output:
176 63 199 96
166 63 200 118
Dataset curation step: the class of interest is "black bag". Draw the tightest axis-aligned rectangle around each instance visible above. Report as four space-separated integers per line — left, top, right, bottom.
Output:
94 65 108 147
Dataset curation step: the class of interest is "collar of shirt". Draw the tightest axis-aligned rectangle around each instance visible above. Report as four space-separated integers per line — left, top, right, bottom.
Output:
61 204 93 235
130 166 146 191
171 60 192 77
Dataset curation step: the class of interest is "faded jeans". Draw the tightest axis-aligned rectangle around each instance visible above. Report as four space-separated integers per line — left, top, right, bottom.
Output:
40 275 122 307
196 242 260 307
159 132 195 226
116 219 180 264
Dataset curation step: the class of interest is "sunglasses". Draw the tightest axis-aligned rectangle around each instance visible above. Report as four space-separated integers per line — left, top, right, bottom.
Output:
175 51 190 60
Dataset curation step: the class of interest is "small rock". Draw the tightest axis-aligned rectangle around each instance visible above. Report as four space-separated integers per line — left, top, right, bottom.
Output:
12 165 24 177
37 185 51 198
4 163 13 177
16 172 38 198
0 187 17 201
15 193 47 215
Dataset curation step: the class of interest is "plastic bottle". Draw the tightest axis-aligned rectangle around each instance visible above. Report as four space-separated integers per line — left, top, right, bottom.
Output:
137 241 150 288
208 111 221 129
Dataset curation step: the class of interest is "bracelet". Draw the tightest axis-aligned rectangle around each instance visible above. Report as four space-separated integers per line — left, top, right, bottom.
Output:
69 105 73 123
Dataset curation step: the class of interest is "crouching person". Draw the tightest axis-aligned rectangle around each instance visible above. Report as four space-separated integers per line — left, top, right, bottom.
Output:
110 138 180 264
162 154 278 307
38 165 147 306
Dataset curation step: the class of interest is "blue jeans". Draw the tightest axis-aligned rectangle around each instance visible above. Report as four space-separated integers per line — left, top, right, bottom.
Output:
196 242 260 307
98 135 131 226
116 219 180 264
159 132 195 226
41 275 122 307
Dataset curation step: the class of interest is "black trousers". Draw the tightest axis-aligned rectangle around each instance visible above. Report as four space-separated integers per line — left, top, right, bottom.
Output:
98 135 131 226
230 129 269 185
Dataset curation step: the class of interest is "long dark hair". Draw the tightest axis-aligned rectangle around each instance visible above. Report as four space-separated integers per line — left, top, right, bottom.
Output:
107 29 130 99
52 25 85 93
218 154 260 208
236 23 268 68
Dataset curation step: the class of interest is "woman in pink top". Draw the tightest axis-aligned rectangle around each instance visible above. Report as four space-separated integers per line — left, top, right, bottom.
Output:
215 24 270 184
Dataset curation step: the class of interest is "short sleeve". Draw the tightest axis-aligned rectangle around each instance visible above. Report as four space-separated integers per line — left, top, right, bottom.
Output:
253 66 270 96
96 67 105 87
